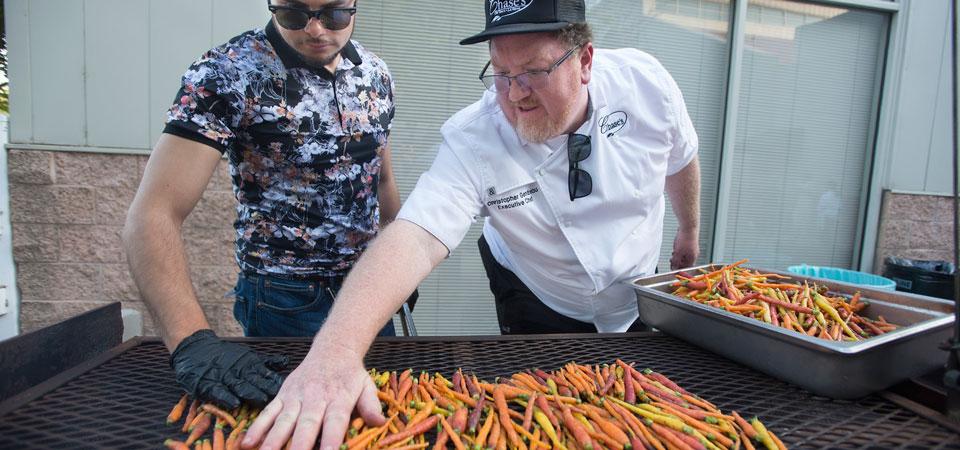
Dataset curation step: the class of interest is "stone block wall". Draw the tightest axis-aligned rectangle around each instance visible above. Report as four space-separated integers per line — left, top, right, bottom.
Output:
874 191 956 272
7 149 242 336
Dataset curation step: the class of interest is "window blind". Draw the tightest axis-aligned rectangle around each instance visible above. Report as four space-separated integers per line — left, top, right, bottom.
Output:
588 0 731 272
354 1 501 335
718 3 887 269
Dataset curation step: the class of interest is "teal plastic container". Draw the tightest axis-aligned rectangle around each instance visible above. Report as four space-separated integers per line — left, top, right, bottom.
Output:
786 265 897 291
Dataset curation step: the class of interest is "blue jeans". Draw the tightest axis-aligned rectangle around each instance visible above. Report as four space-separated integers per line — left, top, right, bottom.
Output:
231 272 396 338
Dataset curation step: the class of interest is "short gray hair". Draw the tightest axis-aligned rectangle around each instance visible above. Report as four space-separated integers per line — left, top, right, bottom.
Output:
555 22 593 48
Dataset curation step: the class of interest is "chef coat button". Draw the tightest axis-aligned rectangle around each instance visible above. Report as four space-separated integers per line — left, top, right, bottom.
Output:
538 169 545 176
634 189 641 197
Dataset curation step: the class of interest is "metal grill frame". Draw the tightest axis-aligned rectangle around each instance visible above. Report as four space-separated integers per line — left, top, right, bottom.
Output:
1 332 959 449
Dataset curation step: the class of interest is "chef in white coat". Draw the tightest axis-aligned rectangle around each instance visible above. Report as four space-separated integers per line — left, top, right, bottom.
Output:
240 0 701 448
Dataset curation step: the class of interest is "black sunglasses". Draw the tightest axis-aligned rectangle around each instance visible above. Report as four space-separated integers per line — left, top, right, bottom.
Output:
568 133 592 201
267 1 357 31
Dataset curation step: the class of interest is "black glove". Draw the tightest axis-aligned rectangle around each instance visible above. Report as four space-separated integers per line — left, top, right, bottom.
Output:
171 329 288 410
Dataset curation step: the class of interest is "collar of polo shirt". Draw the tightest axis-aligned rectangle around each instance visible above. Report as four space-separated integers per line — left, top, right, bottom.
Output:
264 19 363 75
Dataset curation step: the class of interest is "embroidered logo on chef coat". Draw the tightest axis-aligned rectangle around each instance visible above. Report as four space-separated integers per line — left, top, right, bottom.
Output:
485 186 540 210
490 0 532 22
599 111 627 137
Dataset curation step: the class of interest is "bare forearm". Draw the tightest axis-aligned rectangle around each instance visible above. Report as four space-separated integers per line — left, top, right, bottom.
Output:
123 135 222 350
378 145 401 227
665 156 701 232
123 211 209 351
312 220 445 356
378 176 401 228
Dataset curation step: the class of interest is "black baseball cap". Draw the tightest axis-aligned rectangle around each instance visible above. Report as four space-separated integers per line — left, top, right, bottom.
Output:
460 0 587 45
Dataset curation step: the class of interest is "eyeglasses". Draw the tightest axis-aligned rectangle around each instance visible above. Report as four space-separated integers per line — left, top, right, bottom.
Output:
568 133 592 201
479 46 581 93
267 1 357 31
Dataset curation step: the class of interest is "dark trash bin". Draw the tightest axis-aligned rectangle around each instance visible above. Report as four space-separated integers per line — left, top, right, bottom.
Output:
882 257 956 301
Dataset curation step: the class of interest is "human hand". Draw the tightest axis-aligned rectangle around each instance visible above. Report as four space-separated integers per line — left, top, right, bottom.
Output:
171 329 287 410
241 343 385 450
670 227 700 270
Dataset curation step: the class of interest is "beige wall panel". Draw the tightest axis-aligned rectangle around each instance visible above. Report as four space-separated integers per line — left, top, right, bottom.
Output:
886 0 951 192
6 0 33 143
148 0 214 147
85 0 150 149
211 0 271 47
922 31 953 194
29 0 86 145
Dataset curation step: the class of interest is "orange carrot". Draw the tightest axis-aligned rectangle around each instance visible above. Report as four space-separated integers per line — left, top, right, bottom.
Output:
495 424 507 450
378 390 406 412
482 382 529 399
164 439 191 450
225 418 246 450
624 369 636 404
379 415 439 447
654 402 733 448
450 407 469 434
587 426 624 450
389 371 399 396
213 423 225 450
599 368 617 396
185 413 211 446
561 404 593 450
202 404 238 429
487 414 502 450
758 295 812 315
390 443 431 450
731 411 757 440
633 418 666 450
167 394 189 425
422 381 456 410
439 414 467 450
534 394 559 429
475 409 496 449
182 399 200 433
397 376 413 404
769 428 788 450
521 393 537 431
584 409 630 448
510 373 544 393
650 422 698 450
493 386 521 448
407 399 437 429
740 429 757 450
439 383 478 407
344 413 395 449
680 394 717 412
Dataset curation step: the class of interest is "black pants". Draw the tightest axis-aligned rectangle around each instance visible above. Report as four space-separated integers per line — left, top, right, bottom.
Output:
478 236 649 335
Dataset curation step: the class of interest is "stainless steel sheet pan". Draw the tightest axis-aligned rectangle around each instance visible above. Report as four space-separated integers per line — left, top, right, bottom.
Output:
630 264 955 398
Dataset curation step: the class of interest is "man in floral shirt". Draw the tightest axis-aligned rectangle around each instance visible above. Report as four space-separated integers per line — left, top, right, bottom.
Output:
123 0 403 411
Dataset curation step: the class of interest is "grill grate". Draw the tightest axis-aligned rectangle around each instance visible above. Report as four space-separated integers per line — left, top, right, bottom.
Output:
0 333 958 449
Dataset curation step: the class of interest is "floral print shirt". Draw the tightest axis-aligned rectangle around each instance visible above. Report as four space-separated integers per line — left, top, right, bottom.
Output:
164 21 395 278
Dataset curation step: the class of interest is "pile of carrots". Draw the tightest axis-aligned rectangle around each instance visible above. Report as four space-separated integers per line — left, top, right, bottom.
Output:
670 260 898 342
164 359 786 450
163 398 252 450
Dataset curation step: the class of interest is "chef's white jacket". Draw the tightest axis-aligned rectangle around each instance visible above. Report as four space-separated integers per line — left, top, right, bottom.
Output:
398 48 698 332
